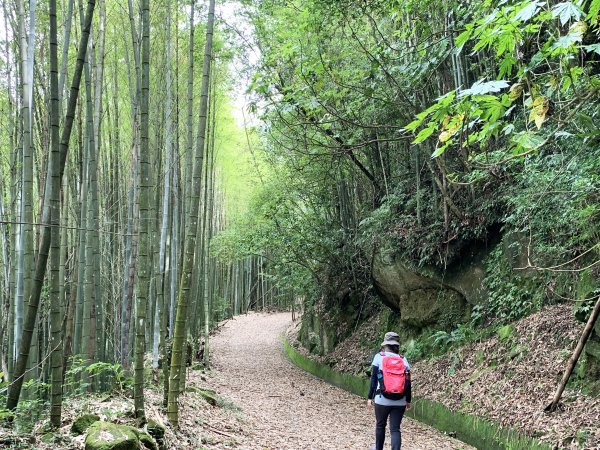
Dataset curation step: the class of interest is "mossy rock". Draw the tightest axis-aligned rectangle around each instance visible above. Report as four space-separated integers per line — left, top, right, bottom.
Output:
84 421 157 450
41 433 56 443
146 420 165 440
85 422 139 450
584 338 600 381
72 414 101 435
146 420 166 450
372 254 470 329
138 431 158 450
508 344 527 360
197 388 219 406
496 324 514 343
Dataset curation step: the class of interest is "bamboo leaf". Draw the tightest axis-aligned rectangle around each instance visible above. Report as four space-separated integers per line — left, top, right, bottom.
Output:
431 142 450 158
412 126 436 144
404 118 423 131
587 0 600 24
455 27 472 50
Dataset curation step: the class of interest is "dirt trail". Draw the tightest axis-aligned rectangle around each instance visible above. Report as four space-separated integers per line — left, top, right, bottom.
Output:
206 312 473 450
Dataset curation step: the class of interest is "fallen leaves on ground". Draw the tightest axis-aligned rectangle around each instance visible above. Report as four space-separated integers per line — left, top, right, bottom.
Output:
205 311 474 449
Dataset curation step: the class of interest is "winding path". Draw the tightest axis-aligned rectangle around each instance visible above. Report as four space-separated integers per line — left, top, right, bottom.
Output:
207 312 473 450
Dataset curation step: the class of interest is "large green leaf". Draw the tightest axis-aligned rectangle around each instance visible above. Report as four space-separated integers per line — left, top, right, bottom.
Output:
515 1 543 23
552 2 583 26
459 79 509 97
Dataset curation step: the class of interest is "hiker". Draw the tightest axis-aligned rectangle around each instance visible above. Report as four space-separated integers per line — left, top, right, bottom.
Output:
367 332 411 450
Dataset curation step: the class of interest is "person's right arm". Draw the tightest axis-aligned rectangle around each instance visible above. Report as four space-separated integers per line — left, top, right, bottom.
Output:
367 365 378 400
367 353 380 408
367 364 379 409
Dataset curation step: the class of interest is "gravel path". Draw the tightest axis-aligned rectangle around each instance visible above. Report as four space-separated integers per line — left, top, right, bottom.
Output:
208 312 473 450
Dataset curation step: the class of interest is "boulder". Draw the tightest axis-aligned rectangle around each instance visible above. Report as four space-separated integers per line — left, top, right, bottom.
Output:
198 388 219 406
585 339 600 372
84 421 157 450
85 422 139 450
138 432 158 450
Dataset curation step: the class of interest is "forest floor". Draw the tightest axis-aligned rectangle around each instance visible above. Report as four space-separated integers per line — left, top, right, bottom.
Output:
4 308 597 449
306 304 600 449
196 311 474 450
2 311 472 450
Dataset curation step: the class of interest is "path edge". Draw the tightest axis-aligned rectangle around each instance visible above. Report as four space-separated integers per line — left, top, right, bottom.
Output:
282 338 550 450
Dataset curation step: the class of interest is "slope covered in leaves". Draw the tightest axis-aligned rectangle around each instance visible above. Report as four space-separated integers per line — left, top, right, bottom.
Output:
308 304 599 448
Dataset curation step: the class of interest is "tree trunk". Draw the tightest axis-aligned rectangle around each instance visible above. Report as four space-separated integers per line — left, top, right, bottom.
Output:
48 0 63 425
154 0 172 380
134 0 151 420
167 0 216 427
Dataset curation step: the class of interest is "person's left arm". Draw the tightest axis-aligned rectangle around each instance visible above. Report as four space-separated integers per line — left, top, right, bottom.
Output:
404 357 412 406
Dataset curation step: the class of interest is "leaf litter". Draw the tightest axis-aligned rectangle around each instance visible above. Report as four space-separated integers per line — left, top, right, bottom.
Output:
301 304 600 449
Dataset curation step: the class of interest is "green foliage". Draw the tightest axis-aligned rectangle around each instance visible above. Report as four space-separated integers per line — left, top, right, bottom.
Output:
402 338 428 362
230 0 600 376
431 324 473 351
482 245 543 323
406 0 600 161
0 396 45 433
213 102 265 220
575 296 599 321
497 324 515 343
64 357 132 395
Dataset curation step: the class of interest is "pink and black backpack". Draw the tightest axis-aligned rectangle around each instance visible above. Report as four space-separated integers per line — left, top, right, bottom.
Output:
378 352 409 400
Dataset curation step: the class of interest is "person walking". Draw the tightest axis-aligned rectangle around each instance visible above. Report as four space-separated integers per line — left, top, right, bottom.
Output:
367 332 411 450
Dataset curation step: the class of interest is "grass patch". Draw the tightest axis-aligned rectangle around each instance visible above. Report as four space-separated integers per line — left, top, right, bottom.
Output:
282 340 368 397
409 398 550 450
283 338 550 450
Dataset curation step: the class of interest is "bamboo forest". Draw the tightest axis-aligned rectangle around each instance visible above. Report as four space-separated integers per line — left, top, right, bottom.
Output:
0 0 599 448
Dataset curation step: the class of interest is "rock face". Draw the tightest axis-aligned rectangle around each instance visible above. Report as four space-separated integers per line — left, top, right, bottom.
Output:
585 321 600 391
371 246 492 329
84 421 157 450
298 305 339 355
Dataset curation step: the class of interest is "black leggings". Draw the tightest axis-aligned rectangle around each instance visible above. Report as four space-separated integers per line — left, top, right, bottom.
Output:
374 403 406 450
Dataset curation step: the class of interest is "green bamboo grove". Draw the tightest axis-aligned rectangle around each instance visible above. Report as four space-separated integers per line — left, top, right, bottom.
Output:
0 0 280 428
1 0 599 440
